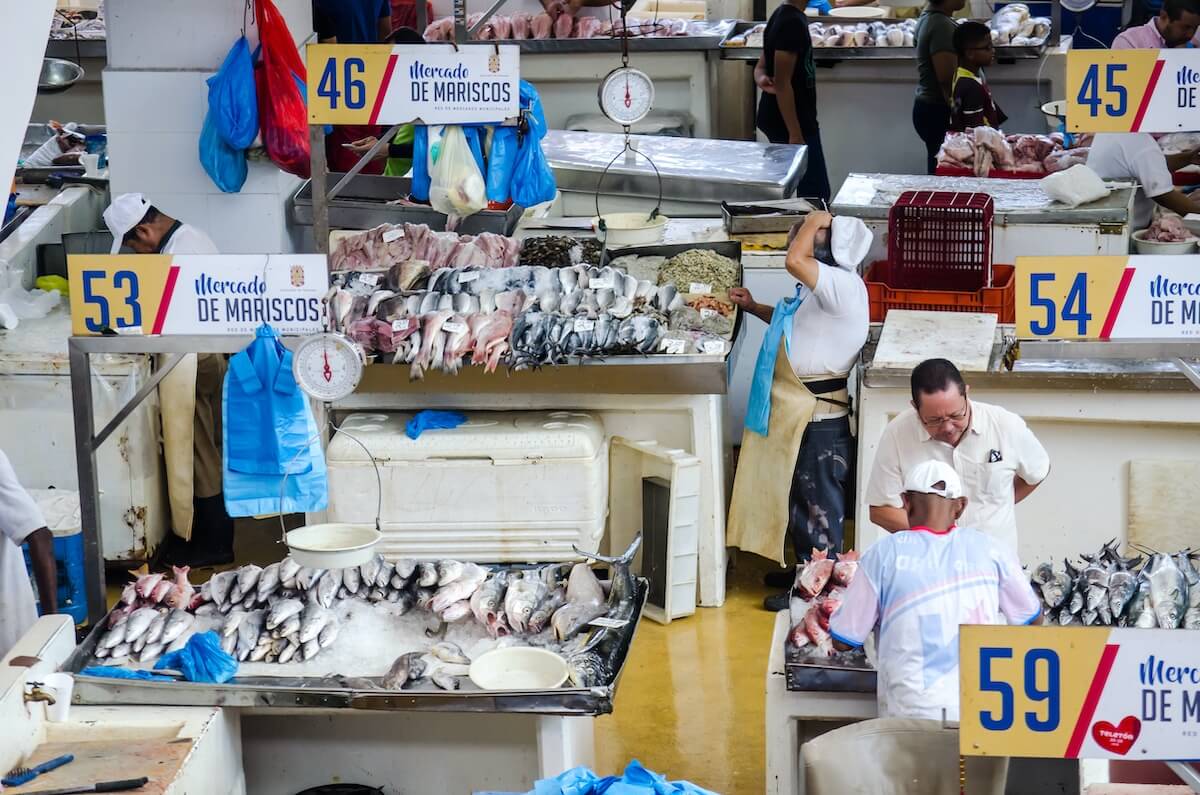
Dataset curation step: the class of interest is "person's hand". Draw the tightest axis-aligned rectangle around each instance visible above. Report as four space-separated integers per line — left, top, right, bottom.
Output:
755 73 776 94
728 287 755 310
1188 147 1200 167
345 136 380 157
804 210 833 230
788 133 806 145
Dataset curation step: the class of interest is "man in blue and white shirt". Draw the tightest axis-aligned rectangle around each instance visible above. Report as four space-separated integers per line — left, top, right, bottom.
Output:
829 460 1042 721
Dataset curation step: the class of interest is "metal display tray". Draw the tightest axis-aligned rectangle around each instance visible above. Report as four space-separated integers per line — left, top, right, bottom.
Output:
785 647 878 693
64 579 649 716
290 173 523 236
517 35 724 54
718 21 765 61
721 198 827 235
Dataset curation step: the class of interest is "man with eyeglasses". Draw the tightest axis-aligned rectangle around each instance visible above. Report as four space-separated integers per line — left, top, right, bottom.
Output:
864 358 1049 554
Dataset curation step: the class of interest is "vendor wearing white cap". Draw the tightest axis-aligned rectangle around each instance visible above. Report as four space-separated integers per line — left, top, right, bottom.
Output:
865 358 1050 555
727 211 872 611
103 194 233 567
830 460 1043 721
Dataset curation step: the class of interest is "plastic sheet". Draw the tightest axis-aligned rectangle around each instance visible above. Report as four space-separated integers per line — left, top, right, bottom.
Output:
515 761 718 795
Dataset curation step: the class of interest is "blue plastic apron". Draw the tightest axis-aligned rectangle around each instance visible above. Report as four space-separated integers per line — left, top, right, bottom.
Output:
745 286 806 437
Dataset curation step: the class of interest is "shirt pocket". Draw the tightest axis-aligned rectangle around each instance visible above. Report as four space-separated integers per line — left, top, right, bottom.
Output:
961 457 1016 508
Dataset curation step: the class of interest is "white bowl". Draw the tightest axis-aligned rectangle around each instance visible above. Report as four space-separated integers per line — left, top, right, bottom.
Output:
285 523 382 569
592 212 668 248
1132 229 1197 255
1041 99 1067 132
829 6 887 17
468 647 569 690
1183 213 1200 238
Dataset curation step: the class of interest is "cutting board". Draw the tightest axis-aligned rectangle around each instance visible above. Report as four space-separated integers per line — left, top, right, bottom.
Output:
872 310 997 373
1128 459 1200 552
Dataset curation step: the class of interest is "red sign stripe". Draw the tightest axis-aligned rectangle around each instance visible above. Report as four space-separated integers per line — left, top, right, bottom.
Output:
368 54 399 125
1065 643 1120 758
151 265 180 335
1099 267 1136 340
1130 59 1164 132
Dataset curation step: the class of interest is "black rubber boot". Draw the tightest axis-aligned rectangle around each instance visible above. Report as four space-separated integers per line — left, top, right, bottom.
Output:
763 591 792 612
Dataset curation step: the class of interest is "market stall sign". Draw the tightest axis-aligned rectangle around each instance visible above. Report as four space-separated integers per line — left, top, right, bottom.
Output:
1016 255 1200 340
66 255 327 336
306 44 520 126
961 626 1200 760
1066 49 1200 132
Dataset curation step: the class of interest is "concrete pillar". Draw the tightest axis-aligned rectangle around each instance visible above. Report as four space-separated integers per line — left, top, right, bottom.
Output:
102 0 313 253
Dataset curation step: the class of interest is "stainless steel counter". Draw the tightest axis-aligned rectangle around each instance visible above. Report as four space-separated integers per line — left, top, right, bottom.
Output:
543 130 807 204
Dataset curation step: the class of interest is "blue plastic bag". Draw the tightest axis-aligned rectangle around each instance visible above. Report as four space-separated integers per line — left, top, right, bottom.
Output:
80 666 174 682
154 631 238 683
406 410 467 440
511 134 557 208
412 125 431 201
463 126 487 177
526 761 717 795
207 37 258 150
486 126 519 203
520 80 548 141
198 110 248 193
806 0 833 13
745 286 806 437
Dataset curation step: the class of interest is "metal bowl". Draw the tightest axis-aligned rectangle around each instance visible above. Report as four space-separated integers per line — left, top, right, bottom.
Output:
39 58 85 94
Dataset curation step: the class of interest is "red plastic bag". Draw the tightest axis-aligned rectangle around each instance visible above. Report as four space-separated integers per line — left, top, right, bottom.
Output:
254 0 309 178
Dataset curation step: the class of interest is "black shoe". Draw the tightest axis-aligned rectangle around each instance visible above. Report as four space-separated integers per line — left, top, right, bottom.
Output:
763 570 795 589
763 591 792 612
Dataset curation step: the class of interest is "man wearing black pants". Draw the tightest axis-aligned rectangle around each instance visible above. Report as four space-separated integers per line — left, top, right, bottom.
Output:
913 0 966 173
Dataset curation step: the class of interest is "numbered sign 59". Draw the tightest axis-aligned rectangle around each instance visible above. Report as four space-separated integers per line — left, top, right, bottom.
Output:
961 626 1200 760
1067 49 1200 133
1017 256 1200 340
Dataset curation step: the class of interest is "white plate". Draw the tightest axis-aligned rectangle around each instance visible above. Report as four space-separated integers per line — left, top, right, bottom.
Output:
468 647 569 690
285 523 382 569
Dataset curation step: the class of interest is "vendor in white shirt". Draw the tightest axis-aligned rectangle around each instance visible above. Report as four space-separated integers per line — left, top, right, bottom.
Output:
727 211 871 611
0 448 58 658
1087 133 1200 232
865 358 1049 554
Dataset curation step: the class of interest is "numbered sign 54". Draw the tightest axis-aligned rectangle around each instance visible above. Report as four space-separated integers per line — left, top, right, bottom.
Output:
1015 257 1130 340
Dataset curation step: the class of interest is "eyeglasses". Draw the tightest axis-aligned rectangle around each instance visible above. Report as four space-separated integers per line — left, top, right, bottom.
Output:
919 402 969 428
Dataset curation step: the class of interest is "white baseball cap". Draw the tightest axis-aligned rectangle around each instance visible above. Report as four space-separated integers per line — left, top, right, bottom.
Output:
103 193 151 254
902 460 963 499
831 215 872 270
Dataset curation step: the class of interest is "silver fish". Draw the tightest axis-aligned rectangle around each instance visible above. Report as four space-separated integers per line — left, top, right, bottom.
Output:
209 570 239 606
275 615 301 639
432 563 488 613
318 619 340 649
278 641 299 664
391 574 408 590
123 607 160 642
237 564 263 595
256 562 282 603
138 642 165 663
1129 575 1157 628
279 556 303 588
237 610 266 660
222 609 247 638
417 562 439 587
470 572 509 624
429 641 471 665
110 642 131 660
376 560 396 589
249 641 272 663
1147 552 1187 629
299 603 333 644
383 651 427 690
220 633 237 656
100 620 128 650
311 570 339 609
505 576 549 634
431 668 461 691
441 600 473 622
437 560 465 587
1108 568 1138 620
395 559 417 581
230 584 245 604
302 639 321 661
161 609 194 645
528 587 567 634
550 563 607 641
266 598 305 631
368 587 387 603
296 567 326 591
343 566 361 594
360 555 383 587
143 611 168 647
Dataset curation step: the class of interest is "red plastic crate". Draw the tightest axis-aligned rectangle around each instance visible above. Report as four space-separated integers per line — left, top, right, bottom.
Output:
887 191 994 292
864 260 1014 323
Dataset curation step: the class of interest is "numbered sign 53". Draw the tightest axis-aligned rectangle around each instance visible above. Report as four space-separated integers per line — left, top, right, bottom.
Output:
1067 49 1200 133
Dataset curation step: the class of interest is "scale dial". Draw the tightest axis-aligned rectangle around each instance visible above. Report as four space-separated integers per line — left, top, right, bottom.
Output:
293 333 365 402
598 67 654 127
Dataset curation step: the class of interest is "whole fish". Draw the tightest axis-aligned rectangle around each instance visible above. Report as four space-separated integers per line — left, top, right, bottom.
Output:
437 560 466 587
278 641 299 664
296 567 326 591
299 603 333 644
119 581 139 607
275 615 302 639
160 608 194 645
138 642 165 663
110 642 131 661
237 610 266 660
441 600 473 622
804 605 833 657
256 562 282 604
550 564 606 641
429 641 471 665
395 559 418 581
487 611 513 639
431 668 461 691
237 564 263 596
100 620 128 650
266 597 305 631
796 549 835 599
505 575 549 634
368 587 387 603
376 560 396 590
1108 566 1138 621
360 555 383 588
209 569 239 607
318 619 340 649
1038 567 1071 611
222 609 247 638
1068 589 1084 616
136 573 165 600
383 651 427 690
342 566 361 594
123 607 159 642
1147 552 1187 629
528 587 567 634
832 550 859 587
311 570 339 609
151 579 173 604
279 557 303 589
391 574 408 590
417 562 439 588
566 650 610 688
1128 574 1157 628
431 563 488 613
142 611 168 647
572 534 642 651
303 639 321 661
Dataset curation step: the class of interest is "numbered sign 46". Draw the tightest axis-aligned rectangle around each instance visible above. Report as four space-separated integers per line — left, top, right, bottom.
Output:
961 626 1200 760
1067 49 1200 133
1016 256 1200 340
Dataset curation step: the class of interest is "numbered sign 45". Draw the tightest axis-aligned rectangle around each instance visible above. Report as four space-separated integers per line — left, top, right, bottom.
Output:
1067 49 1200 133
1017 256 1200 340
961 626 1200 760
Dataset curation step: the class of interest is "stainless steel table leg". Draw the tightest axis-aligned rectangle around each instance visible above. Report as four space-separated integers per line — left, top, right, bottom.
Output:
69 340 106 627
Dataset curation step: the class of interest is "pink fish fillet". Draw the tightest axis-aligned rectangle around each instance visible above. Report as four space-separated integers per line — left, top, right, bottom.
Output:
554 11 575 38
470 310 513 366
511 12 531 39
797 548 835 599
412 310 454 380
492 15 513 39
832 550 859 587
484 342 509 374
804 605 833 657
530 12 554 39
442 315 473 374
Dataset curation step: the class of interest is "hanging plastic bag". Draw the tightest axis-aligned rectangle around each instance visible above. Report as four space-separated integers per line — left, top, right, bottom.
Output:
429 125 487 217
199 110 248 192
486 126 519 205
520 80 548 141
745 287 805 437
510 133 557 208
462 126 487 176
254 0 310 177
411 125 431 201
207 37 258 150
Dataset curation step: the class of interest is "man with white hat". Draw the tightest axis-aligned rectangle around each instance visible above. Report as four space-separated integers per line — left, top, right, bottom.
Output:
726 210 872 611
829 460 1043 721
103 194 232 567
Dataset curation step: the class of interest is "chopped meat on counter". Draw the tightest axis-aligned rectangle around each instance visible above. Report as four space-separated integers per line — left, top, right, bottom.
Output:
1043 147 1089 173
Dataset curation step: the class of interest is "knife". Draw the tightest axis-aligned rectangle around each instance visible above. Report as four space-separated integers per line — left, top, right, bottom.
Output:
21 777 149 794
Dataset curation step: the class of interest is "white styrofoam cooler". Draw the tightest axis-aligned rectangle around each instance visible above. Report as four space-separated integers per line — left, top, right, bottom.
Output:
326 411 608 562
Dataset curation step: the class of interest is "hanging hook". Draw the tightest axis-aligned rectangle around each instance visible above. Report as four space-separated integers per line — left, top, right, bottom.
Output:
243 0 254 37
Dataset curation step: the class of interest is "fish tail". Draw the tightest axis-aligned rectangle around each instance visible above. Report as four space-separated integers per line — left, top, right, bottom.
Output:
572 532 642 565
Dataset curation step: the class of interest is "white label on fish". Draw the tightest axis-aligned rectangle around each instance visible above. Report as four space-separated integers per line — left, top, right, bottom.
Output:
590 275 614 290
701 340 725 355
359 273 381 287
391 318 410 332
458 270 480 283
589 617 630 629
700 308 718 320
663 338 687 355
442 321 468 334
381 228 405 243
689 282 713 294
574 318 595 332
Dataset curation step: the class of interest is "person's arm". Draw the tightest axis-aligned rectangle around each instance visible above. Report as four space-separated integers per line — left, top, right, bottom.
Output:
865 423 909 532
772 50 805 145
24 528 58 614
754 55 776 94
784 211 831 289
1014 474 1041 504
728 288 774 324
869 505 909 533
377 0 393 41
994 542 1043 626
828 562 879 651
932 50 957 105
1152 188 1200 218
1163 148 1199 172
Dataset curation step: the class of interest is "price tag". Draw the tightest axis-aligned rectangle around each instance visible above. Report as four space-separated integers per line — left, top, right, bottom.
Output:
1066 49 1200 133
960 625 1200 760
700 308 718 320
588 616 630 629
1016 255 1200 340
573 318 595 332
382 227 404 243
662 338 687 355
689 282 713 294
700 339 725 355
442 321 467 334
307 44 520 126
359 273 381 287
391 318 410 332
458 270 480 283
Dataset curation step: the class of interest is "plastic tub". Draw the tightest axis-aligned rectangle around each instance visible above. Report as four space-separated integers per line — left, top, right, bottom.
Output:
593 213 668 247
285 523 382 569
469 647 569 690
1132 229 1197 255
